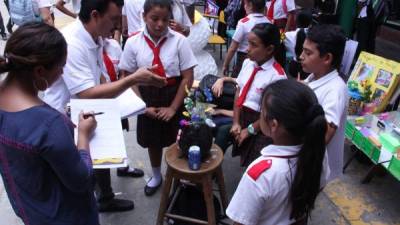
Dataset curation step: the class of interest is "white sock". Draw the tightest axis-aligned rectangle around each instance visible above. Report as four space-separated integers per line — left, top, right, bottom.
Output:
147 167 162 187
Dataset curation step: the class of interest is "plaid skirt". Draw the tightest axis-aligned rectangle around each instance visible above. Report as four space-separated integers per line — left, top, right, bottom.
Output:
232 51 247 78
232 107 273 167
137 81 182 148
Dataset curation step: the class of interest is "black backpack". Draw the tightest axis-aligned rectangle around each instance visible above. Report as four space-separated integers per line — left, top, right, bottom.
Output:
198 74 236 110
168 184 226 225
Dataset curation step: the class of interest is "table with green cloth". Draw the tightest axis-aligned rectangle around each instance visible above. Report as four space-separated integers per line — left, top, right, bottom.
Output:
344 111 400 182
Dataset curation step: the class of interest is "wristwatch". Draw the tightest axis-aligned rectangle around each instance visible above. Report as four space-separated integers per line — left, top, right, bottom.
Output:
247 124 257 135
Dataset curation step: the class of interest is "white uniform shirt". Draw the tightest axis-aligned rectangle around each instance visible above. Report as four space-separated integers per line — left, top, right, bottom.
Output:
266 0 296 20
227 145 301 225
232 13 270 53
236 58 286 112
62 0 81 14
43 20 108 112
104 38 123 80
122 0 145 35
118 28 197 77
358 0 369 18
304 70 348 182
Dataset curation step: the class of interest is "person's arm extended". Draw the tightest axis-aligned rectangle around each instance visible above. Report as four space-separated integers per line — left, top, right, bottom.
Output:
77 67 166 99
223 41 239 75
214 109 234 117
157 68 194 121
211 76 237 97
55 0 77 18
230 88 241 139
40 7 54 26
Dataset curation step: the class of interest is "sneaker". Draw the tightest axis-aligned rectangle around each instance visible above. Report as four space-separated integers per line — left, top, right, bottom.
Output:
98 198 134 213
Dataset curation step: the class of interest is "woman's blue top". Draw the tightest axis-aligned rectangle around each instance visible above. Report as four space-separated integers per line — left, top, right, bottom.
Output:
0 104 98 225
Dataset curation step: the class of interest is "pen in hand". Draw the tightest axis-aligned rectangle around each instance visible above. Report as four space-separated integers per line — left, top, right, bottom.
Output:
83 112 104 119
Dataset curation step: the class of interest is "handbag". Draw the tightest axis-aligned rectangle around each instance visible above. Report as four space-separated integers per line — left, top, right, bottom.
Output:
198 74 236 110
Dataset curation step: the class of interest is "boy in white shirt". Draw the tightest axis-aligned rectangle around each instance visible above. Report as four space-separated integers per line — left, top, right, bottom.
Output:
300 24 348 182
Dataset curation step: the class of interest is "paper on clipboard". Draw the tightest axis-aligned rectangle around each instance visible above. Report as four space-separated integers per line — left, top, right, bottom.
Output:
116 88 146 118
70 99 128 168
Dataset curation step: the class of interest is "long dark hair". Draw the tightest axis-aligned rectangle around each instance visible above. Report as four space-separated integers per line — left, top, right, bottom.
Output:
251 23 286 67
261 80 327 220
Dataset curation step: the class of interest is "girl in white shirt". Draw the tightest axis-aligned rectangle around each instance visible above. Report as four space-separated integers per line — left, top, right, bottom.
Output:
227 79 327 225
230 23 286 167
119 0 197 196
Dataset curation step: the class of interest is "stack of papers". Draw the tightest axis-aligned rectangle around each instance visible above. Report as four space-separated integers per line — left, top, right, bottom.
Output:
69 89 146 168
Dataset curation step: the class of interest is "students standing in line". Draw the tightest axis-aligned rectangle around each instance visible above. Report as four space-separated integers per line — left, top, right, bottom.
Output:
119 0 197 196
43 0 166 212
0 22 99 225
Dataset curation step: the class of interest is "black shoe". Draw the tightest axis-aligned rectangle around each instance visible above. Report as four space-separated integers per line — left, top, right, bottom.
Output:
144 178 162 196
98 198 134 213
117 166 144 178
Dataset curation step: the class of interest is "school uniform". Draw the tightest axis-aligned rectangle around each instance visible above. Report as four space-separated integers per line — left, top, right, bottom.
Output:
119 28 197 148
122 0 145 35
43 19 108 112
227 144 301 225
266 0 296 29
231 13 270 78
227 144 330 225
304 70 348 182
233 58 286 167
103 38 122 82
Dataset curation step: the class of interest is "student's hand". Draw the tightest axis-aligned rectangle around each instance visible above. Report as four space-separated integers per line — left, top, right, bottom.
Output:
238 129 249 146
212 78 224 97
145 107 159 119
169 20 184 33
131 66 167 87
156 107 176 122
78 111 97 137
230 123 241 139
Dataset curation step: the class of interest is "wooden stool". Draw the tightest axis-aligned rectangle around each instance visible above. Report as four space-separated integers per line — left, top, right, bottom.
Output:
157 143 228 225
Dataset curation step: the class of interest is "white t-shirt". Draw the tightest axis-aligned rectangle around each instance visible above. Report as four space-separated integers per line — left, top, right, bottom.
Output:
266 0 296 20
43 20 108 112
236 58 286 112
122 0 145 35
36 0 52 8
232 13 270 53
119 28 197 77
63 0 81 14
304 70 348 182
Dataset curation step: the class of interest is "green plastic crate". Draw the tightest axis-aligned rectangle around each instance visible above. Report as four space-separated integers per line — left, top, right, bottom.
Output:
388 156 400 181
345 121 356 139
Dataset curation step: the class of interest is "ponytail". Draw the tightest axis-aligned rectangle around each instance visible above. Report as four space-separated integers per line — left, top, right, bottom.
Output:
290 106 326 220
294 28 306 61
261 80 327 221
